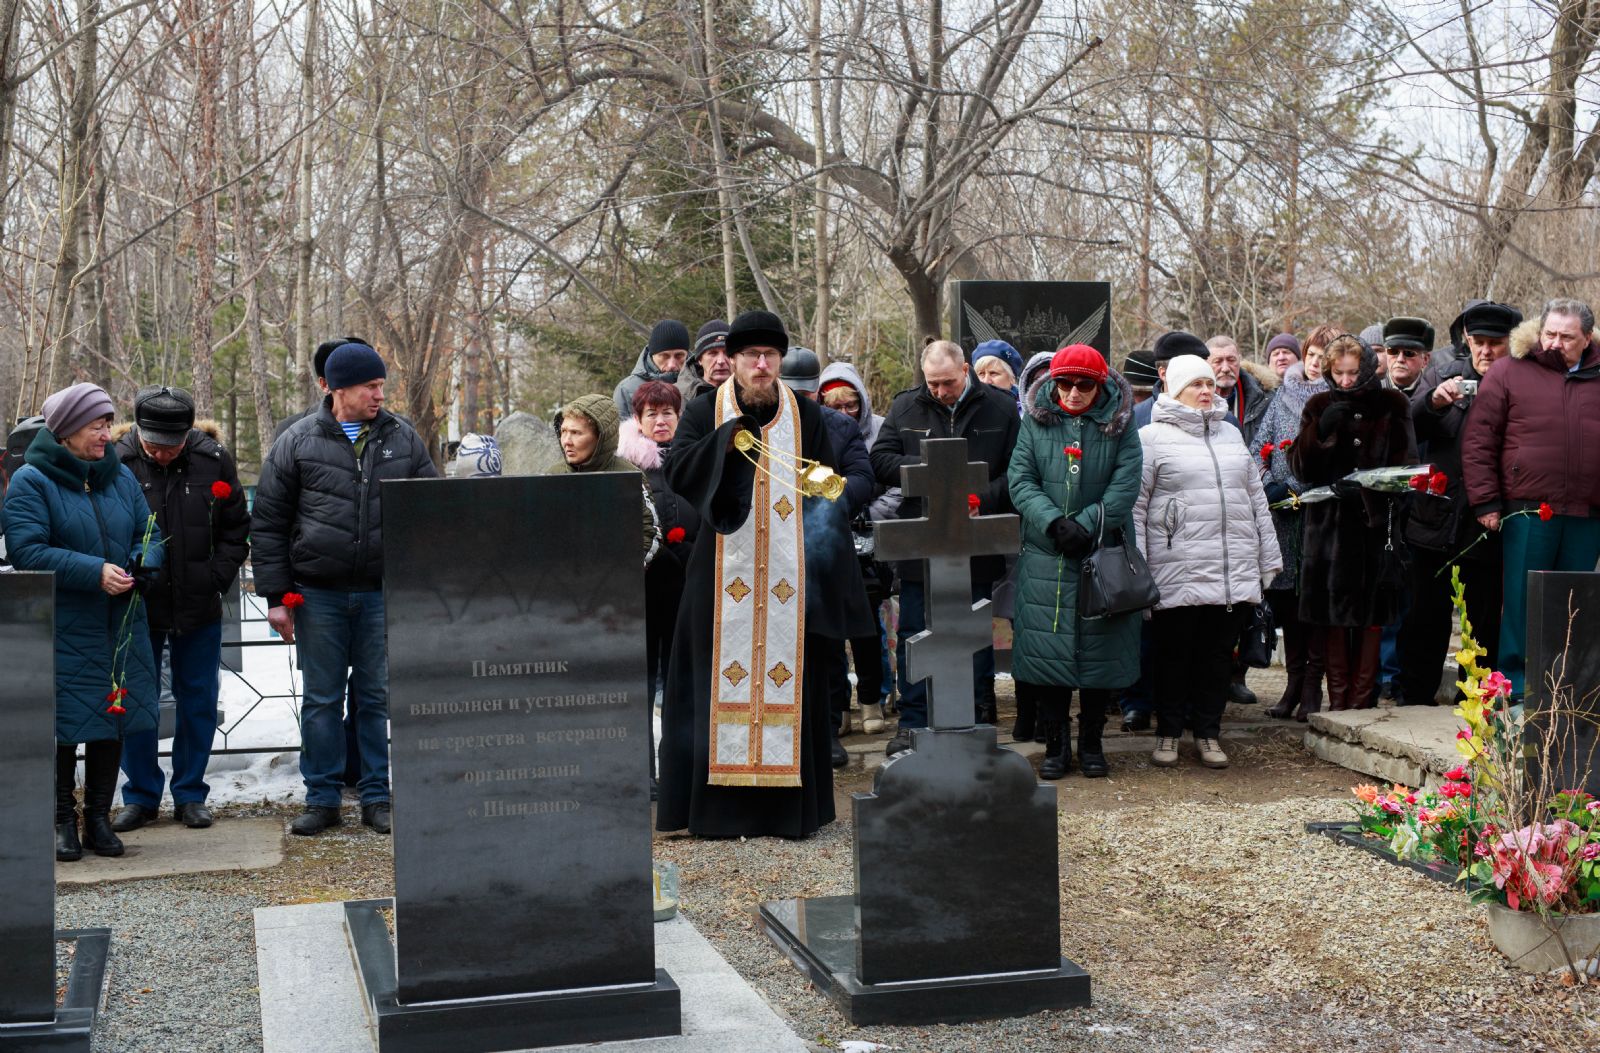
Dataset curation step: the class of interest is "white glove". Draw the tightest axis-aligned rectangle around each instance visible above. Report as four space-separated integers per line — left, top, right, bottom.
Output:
1261 571 1276 593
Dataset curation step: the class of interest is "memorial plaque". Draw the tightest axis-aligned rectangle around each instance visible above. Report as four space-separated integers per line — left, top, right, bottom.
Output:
949 280 1112 360
0 572 55 1024
1527 572 1600 797
347 474 678 1052
0 571 109 1052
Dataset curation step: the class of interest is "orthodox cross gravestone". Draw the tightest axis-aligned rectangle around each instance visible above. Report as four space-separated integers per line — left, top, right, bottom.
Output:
0 572 110 1052
759 439 1090 1025
949 280 1112 360
342 474 679 1052
1526 572 1600 797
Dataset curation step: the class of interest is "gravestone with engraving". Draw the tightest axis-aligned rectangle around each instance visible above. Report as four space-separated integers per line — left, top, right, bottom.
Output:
0 571 110 1052
950 280 1112 360
759 439 1090 1025
342 474 678 1052
1526 571 1600 798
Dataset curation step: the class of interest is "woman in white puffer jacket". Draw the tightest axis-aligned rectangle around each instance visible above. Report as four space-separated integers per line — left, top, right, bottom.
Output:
1133 354 1281 770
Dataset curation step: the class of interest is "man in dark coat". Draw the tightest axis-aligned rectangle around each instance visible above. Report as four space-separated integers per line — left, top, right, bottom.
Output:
1206 334 1272 444
1461 298 1600 697
870 339 1020 753
252 343 437 836
656 310 872 838
109 387 249 832
614 319 691 421
1395 301 1519 708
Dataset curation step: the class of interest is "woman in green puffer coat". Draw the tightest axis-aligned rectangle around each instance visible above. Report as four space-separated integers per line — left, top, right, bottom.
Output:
1008 346 1143 779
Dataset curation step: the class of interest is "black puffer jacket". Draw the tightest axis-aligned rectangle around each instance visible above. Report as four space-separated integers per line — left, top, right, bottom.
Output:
870 378 1019 583
251 400 436 606
114 422 250 634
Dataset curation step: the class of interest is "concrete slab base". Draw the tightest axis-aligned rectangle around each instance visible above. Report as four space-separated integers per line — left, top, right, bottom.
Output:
255 905 807 1053
55 817 284 885
1303 707 1464 788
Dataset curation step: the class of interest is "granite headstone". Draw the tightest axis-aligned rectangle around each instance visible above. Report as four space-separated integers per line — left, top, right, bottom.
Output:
949 280 1112 359
342 473 678 1052
0 571 109 1051
1526 571 1600 797
759 440 1090 1025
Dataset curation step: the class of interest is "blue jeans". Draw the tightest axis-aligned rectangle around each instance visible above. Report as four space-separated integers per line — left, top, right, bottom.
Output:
877 607 893 703
895 579 995 729
297 587 390 807
121 620 222 807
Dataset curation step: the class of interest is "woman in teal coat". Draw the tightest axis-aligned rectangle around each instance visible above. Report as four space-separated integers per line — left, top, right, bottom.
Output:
1008 346 1143 778
3 383 162 861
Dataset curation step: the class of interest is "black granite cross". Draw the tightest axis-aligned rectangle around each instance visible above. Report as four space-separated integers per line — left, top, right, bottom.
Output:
876 438 1019 729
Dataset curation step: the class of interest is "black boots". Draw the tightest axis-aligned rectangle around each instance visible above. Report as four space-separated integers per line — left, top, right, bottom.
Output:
1039 719 1070 780
1012 692 1037 742
1077 689 1110 778
55 744 82 862
80 740 125 857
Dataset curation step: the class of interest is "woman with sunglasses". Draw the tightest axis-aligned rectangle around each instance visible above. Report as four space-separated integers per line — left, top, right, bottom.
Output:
1007 344 1143 779
1132 352 1281 770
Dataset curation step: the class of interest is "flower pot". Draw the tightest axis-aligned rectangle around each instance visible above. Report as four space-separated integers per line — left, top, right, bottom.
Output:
1484 902 1600 973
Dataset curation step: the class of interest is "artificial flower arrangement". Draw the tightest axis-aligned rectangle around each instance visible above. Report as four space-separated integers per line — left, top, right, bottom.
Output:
1348 568 1600 915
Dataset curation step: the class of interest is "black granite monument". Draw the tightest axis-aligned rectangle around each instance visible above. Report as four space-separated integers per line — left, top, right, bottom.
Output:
1526 571 1600 798
0 572 110 1052
759 439 1091 1025
343 474 679 1052
950 280 1112 360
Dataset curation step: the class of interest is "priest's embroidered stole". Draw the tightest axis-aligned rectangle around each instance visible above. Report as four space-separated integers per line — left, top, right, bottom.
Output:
706 380 806 787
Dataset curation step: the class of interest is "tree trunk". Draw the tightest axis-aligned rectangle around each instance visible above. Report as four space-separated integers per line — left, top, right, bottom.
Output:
294 0 319 397
42 0 101 398
184 0 223 417
808 0 830 359
702 0 737 320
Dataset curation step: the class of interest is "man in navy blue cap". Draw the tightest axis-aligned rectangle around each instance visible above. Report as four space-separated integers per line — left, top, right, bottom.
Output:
252 342 437 836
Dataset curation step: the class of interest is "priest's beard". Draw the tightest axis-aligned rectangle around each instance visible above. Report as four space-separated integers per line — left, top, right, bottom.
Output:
738 380 779 408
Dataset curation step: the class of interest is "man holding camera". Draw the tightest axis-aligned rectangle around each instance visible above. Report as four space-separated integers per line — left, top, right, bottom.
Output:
1395 301 1519 707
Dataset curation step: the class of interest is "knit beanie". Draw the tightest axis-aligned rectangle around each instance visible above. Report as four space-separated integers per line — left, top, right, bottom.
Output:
1152 330 1209 364
725 310 788 356
691 320 730 362
324 342 387 391
1265 333 1301 358
1162 355 1215 400
1050 344 1109 381
972 339 1023 379
42 382 115 439
647 319 691 356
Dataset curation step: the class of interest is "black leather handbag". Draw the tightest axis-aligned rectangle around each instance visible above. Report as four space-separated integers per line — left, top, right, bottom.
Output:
1239 600 1276 669
1078 515 1161 620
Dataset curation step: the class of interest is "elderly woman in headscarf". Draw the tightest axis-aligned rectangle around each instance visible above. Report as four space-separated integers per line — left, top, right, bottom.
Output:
3 383 163 862
1289 334 1416 712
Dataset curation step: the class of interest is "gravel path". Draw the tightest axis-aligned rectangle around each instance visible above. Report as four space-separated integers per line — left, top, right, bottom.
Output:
52 748 1599 1053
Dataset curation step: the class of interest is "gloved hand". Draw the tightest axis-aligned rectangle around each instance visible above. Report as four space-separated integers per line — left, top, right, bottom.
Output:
1331 477 1362 499
129 562 162 597
1047 516 1092 558
1261 570 1277 593
1317 401 1353 439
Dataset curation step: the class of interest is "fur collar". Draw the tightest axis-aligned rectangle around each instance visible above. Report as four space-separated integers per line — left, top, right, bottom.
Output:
617 417 662 470
110 419 223 444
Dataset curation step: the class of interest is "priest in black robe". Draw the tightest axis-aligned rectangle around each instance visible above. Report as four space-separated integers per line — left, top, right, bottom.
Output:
657 310 873 838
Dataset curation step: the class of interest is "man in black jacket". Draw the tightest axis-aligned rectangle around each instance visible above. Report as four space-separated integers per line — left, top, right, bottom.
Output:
252 343 437 835
109 387 249 832
870 340 1019 754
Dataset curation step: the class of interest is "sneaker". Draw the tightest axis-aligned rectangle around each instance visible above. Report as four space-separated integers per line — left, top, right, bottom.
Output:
860 702 886 734
361 802 392 834
1197 738 1230 769
1151 736 1179 767
289 806 341 836
110 804 159 833
885 728 915 756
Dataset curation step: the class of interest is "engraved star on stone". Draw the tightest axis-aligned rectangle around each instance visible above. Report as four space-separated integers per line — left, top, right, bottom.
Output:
773 495 794 521
771 578 795 605
767 662 793 689
725 577 752 603
723 661 749 687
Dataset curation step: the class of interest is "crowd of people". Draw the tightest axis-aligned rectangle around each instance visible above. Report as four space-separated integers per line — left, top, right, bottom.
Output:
4 295 1598 849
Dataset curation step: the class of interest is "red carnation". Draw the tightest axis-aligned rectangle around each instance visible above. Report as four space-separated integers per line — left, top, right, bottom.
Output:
1260 442 1275 462
1539 502 1554 521
967 493 980 511
666 526 686 544
210 480 232 500
282 592 306 609
1408 473 1428 492
1278 438 1293 451
1428 471 1447 496
1063 445 1082 459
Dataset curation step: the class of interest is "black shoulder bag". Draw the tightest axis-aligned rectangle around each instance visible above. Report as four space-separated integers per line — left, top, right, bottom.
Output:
1078 510 1161 620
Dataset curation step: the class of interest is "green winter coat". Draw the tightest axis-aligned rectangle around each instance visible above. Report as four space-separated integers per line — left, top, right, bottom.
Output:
1007 369 1143 689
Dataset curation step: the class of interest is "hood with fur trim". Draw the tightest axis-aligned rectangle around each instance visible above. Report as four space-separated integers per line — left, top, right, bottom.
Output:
1510 317 1600 373
1023 365 1134 437
1241 359 1280 392
111 419 224 444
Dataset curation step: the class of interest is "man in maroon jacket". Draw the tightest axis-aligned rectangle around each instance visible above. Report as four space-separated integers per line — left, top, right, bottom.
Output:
1461 298 1600 696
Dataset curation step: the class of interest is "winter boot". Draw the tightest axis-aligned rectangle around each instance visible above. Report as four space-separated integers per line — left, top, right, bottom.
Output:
1265 668 1305 719
1039 720 1070 780
1349 628 1383 711
80 740 124 857
1324 629 1351 712
55 747 81 862
1077 709 1109 778
860 702 886 735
